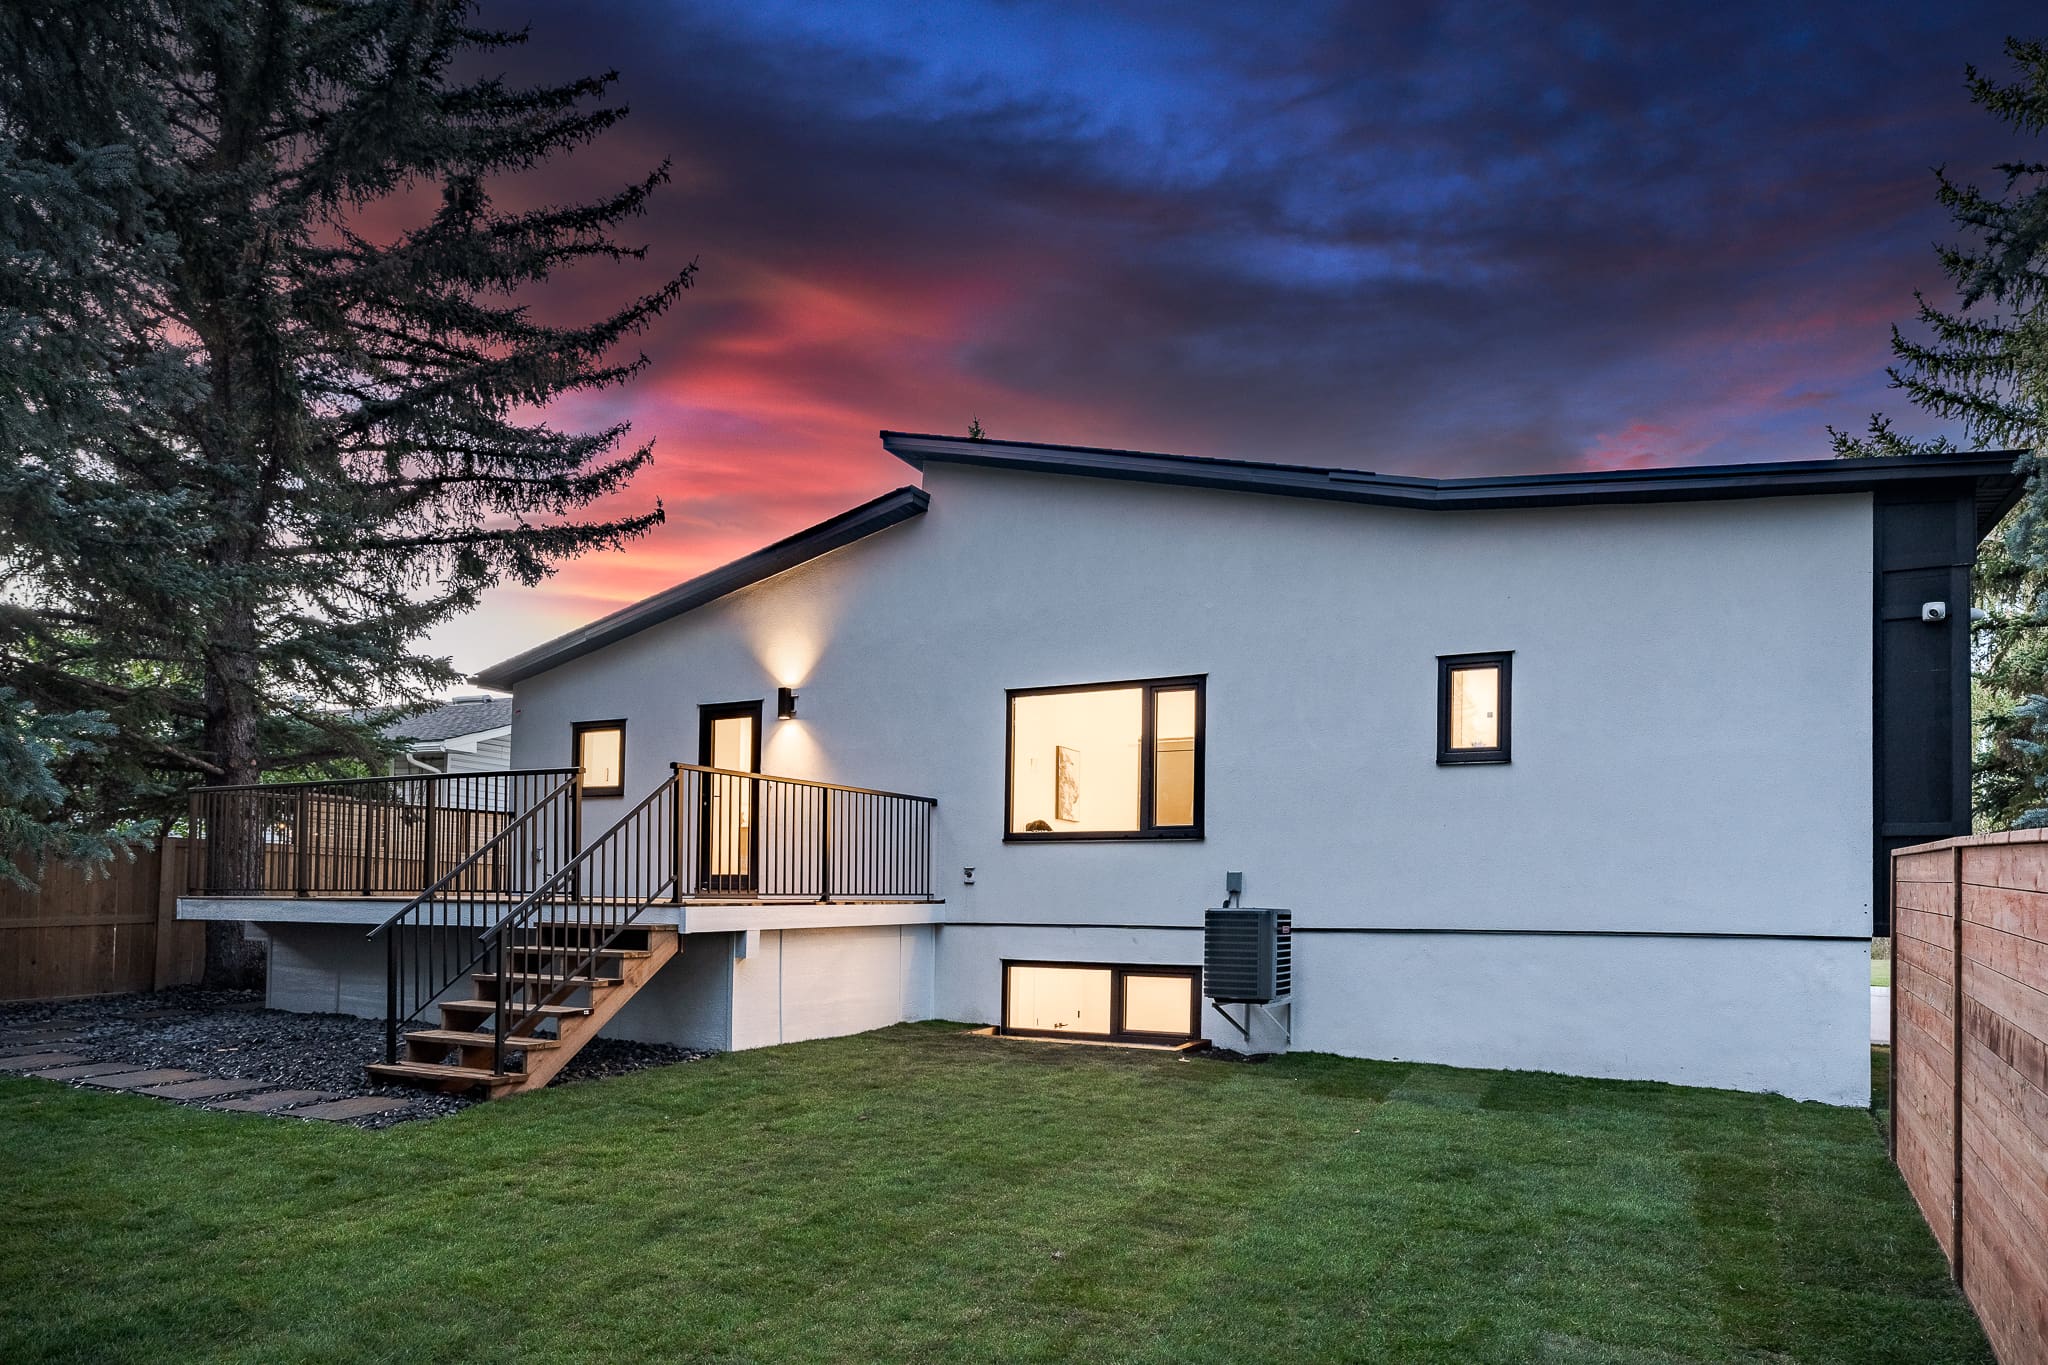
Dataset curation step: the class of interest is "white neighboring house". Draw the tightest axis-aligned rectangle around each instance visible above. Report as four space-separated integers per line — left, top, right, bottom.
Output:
376 695 513 776
179 432 2018 1106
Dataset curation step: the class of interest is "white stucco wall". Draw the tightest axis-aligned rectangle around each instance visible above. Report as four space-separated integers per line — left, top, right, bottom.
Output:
508 464 1876 1102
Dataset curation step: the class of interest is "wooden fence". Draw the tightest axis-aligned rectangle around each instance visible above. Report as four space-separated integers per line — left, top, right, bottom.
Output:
1892 832 2048 1365
0 838 205 1002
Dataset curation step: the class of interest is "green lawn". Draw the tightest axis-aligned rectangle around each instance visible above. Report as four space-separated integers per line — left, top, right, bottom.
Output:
0 1025 1983 1364
1872 957 1892 988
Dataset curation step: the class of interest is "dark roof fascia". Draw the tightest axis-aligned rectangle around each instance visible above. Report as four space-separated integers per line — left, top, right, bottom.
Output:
472 485 930 689
881 431 2022 536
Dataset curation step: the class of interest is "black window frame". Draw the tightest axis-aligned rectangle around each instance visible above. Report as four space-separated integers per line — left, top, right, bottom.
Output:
571 718 628 797
999 960 1204 1044
1436 651 1512 766
1003 674 1206 842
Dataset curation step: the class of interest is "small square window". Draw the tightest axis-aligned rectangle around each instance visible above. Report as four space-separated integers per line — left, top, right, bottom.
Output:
573 720 626 796
1437 653 1510 765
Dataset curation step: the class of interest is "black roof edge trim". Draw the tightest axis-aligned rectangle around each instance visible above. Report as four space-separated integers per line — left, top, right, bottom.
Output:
472 485 930 689
881 431 2023 531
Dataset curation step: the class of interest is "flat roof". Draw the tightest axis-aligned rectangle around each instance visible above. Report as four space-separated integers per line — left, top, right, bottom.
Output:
882 431 2024 535
476 433 2024 688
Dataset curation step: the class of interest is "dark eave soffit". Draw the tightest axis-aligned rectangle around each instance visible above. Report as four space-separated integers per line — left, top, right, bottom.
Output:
472 486 930 689
881 431 2023 538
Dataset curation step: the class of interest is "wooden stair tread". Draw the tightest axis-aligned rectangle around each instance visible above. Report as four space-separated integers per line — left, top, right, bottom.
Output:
470 972 620 986
405 1029 562 1050
368 1060 519 1084
439 1000 592 1017
510 945 654 959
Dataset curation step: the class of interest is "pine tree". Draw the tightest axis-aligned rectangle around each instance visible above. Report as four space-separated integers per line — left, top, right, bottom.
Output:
0 4 687 894
1835 38 2048 826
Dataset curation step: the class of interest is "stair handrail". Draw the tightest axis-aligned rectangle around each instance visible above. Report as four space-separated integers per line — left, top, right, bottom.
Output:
367 770 582 1062
479 772 680 1075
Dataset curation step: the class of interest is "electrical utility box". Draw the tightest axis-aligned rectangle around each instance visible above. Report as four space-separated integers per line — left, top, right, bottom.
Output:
1203 908 1292 1004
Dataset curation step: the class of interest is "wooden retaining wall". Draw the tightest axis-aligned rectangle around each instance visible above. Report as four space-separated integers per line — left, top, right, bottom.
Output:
0 838 205 1002
1892 832 2048 1365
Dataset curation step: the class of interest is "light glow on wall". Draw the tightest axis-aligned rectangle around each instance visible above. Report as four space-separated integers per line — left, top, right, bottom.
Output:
754 620 828 692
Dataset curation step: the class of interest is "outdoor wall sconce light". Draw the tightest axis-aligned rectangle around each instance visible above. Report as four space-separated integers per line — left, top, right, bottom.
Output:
777 686 799 720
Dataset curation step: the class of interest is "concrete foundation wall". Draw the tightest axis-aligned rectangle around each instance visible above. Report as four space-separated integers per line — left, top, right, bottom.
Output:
731 924 935 1050
1289 932 1869 1102
266 922 413 1018
608 932 736 1051
258 920 937 1058
934 923 1868 1102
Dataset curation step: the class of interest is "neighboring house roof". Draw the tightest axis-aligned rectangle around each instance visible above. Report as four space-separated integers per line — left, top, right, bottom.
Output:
382 697 514 745
473 485 930 689
881 432 2025 539
475 432 2025 690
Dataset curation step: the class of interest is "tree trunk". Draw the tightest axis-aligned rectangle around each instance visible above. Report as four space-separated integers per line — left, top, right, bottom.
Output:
200 596 267 989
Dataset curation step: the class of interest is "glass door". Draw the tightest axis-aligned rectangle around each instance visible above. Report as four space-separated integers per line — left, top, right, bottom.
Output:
697 701 761 893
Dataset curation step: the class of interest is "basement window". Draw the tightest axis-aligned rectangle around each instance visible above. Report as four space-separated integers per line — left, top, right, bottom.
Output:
1005 676 1204 839
573 719 626 797
1437 653 1511 765
1001 962 1201 1044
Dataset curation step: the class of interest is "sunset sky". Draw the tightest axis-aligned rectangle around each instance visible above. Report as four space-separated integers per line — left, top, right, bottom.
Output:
433 0 2037 677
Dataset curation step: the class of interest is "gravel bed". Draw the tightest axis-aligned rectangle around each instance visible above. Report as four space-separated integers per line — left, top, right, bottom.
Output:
0 986 709 1128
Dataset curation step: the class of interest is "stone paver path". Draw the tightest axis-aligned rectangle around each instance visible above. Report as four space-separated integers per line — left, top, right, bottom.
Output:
146 1077 270 1101
0 1053 89 1072
2 1026 425 1126
35 1062 142 1081
81 1069 204 1090
208 1089 340 1114
294 1096 409 1122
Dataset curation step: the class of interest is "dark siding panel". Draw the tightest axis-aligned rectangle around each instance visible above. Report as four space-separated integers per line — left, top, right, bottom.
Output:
1877 612 1954 824
1872 488 1978 937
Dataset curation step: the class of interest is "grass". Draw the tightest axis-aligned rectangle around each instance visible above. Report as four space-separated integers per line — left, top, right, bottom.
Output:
1872 958 1892 988
0 1026 1983 1364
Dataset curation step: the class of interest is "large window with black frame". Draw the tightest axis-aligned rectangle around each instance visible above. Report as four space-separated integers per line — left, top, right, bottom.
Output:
1005 676 1204 839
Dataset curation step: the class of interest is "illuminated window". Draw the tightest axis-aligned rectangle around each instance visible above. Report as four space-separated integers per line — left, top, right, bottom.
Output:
1002 962 1200 1042
1006 676 1204 839
1437 653 1511 765
573 720 626 796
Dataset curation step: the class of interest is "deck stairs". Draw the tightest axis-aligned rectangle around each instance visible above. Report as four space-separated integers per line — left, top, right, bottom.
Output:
367 768 685 1101
366 923 679 1098
361 760 938 1099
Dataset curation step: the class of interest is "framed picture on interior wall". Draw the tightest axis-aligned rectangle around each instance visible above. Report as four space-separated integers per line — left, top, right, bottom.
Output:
1055 745 1080 822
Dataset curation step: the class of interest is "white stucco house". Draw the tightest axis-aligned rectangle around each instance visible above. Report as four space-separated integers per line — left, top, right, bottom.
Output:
179 432 2019 1106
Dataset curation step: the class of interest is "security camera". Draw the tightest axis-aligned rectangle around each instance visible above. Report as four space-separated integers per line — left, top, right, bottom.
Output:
1921 601 1948 623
